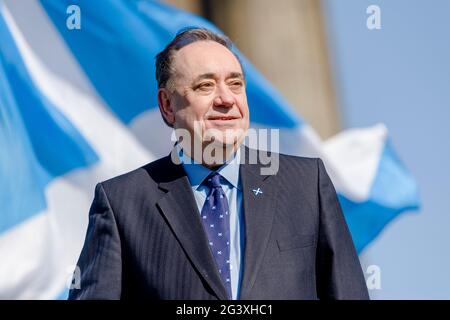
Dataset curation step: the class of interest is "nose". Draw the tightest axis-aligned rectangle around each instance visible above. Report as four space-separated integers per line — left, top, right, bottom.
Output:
213 84 234 108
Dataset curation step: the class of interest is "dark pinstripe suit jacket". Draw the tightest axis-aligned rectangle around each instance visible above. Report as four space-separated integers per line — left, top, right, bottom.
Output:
68 147 369 300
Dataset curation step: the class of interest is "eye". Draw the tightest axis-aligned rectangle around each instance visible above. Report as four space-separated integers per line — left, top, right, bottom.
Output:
229 80 243 90
196 82 214 91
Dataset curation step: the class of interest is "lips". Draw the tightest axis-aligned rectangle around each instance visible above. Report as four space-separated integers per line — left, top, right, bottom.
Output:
207 116 239 120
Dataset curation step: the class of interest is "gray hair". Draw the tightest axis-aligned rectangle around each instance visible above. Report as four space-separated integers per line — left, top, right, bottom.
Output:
155 27 243 90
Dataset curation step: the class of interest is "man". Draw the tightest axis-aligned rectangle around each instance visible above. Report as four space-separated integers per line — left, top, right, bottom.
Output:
69 28 369 300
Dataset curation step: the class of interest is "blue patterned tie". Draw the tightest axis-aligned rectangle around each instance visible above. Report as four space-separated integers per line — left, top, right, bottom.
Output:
201 172 232 299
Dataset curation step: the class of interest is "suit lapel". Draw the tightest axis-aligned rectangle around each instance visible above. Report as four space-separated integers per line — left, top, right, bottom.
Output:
156 156 229 300
239 147 279 299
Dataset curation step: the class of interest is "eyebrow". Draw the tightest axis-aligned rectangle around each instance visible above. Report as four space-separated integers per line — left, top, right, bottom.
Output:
193 72 244 83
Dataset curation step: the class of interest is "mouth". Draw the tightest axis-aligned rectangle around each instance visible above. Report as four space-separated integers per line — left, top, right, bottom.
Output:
207 116 240 121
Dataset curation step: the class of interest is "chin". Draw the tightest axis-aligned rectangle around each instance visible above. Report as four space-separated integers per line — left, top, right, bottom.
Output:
213 131 244 147
208 124 243 137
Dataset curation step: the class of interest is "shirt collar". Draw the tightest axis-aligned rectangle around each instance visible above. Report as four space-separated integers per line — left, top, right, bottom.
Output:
176 144 241 191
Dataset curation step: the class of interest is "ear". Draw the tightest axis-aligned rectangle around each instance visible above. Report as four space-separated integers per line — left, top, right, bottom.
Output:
157 88 176 126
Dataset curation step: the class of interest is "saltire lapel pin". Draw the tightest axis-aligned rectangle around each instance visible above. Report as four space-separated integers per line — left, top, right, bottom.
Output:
252 187 263 196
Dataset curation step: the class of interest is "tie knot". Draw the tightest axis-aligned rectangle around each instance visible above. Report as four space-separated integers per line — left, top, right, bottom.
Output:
205 172 223 188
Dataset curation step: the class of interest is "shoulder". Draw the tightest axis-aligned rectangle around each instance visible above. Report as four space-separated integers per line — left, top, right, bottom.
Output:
245 147 322 177
98 155 176 197
276 152 324 186
278 152 321 170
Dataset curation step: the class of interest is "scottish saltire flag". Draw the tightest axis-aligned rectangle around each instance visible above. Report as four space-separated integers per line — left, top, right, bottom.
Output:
0 0 419 299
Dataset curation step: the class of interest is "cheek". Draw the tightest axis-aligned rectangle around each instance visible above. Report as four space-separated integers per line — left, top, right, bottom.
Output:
186 96 211 119
237 96 250 118
176 98 208 122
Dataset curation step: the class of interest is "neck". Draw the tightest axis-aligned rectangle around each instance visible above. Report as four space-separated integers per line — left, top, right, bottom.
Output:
180 141 241 168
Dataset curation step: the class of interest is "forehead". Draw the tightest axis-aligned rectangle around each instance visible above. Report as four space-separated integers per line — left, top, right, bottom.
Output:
172 40 242 79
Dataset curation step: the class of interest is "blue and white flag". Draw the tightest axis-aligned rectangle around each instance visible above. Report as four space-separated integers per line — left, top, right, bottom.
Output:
0 0 419 299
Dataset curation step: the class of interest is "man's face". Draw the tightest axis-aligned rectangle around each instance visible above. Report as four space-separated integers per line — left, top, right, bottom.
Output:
161 40 249 160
